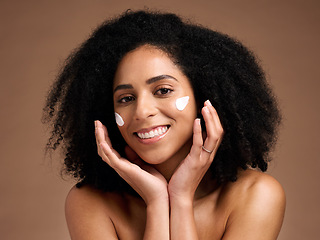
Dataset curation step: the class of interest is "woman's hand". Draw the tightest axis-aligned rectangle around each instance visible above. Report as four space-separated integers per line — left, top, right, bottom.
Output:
168 100 224 202
95 120 169 205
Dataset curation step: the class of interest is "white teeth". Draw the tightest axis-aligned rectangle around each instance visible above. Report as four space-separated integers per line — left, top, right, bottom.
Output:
137 126 168 139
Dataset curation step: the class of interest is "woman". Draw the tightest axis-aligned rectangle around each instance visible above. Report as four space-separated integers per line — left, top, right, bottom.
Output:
43 10 285 239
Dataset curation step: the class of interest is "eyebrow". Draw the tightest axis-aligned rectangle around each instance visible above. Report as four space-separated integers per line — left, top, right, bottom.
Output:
113 74 178 93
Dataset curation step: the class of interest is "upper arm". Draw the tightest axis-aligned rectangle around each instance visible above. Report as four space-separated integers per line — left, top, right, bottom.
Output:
65 185 118 240
222 174 286 240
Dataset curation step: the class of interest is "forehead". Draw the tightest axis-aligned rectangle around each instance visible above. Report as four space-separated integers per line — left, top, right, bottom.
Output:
113 45 188 87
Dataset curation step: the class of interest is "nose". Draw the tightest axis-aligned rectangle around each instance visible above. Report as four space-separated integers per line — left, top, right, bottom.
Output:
134 93 157 120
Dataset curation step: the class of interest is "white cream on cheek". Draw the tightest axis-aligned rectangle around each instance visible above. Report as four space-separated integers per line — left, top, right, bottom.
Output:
115 112 124 126
175 96 189 111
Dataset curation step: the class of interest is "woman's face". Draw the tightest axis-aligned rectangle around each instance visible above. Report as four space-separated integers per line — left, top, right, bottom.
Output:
113 45 197 165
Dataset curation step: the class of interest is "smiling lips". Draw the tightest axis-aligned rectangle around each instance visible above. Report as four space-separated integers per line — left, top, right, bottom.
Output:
136 126 168 139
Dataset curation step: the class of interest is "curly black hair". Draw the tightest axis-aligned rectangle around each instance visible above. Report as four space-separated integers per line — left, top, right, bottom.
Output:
43 10 281 193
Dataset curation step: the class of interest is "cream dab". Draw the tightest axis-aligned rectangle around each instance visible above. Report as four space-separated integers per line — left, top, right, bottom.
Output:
115 112 124 126
175 96 189 111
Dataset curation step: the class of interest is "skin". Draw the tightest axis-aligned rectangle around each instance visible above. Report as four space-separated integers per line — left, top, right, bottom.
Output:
65 45 286 239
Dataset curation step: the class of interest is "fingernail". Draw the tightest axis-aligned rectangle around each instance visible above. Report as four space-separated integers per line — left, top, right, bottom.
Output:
203 106 210 113
196 118 201 125
94 120 97 128
205 100 212 106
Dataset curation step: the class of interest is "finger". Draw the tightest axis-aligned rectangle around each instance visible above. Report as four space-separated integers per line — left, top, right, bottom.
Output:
94 121 104 155
95 120 122 160
205 100 224 136
95 120 112 146
202 101 223 155
100 141 130 172
98 140 112 165
94 120 105 145
101 122 112 146
95 121 108 157
100 142 157 184
188 118 203 159
201 106 216 154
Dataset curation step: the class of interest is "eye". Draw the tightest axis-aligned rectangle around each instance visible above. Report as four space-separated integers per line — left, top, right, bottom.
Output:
118 96 135 103
155 87 173 96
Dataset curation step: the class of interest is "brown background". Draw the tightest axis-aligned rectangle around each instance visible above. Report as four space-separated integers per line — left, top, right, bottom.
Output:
0 0 319 239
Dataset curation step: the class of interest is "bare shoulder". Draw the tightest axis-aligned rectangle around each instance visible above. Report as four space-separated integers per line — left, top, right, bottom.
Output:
229 169 285 199
221 169 286 240
66 184 123 210
227 169 286 213
65 185 120 239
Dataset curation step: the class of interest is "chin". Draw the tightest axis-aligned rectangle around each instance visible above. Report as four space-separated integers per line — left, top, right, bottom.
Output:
139 153 169 165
